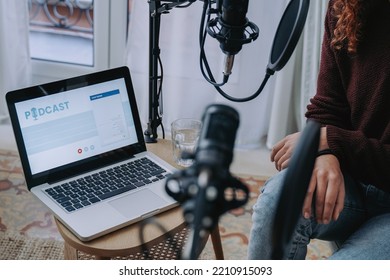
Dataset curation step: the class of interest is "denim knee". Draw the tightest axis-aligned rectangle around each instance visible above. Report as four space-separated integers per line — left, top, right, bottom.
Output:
253 170 286 213
248 170 287 259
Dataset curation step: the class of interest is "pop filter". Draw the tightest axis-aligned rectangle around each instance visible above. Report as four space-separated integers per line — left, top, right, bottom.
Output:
267 0 310 74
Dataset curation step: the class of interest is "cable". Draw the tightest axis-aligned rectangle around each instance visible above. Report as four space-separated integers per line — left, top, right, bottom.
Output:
199 0 272 102
199 0 227 87
138 217 183 260
214 73 271 103
157 54 165 138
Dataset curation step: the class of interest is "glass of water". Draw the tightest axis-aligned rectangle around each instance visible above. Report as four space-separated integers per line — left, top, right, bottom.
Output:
171 118 202 167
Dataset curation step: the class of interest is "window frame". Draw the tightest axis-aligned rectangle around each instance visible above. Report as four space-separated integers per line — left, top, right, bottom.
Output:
31 0 128 84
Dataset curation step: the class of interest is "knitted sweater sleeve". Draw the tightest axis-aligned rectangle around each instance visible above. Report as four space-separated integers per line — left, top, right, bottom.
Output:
305 2 390 191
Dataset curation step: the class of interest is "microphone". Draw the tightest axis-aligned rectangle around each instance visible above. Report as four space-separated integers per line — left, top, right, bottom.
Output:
195 103 239 170
165 104 249 259
207 0 259 78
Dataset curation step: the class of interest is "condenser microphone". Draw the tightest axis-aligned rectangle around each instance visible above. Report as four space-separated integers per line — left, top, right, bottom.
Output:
195 103 239 170
165 104 241 206
207 0 259 78
165 104 249 259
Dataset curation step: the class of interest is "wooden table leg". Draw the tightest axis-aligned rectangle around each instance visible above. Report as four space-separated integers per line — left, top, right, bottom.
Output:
210 225 224 260
64 242 79 260
64 241 110 260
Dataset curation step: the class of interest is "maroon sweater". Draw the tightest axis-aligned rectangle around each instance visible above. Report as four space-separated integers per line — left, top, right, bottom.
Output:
305 0 390 192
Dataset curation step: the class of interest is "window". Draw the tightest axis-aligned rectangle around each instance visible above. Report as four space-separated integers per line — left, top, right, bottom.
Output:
28 0 129 83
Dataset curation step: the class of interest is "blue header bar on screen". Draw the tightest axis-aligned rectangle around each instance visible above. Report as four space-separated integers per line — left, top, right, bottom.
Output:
90 89 120 101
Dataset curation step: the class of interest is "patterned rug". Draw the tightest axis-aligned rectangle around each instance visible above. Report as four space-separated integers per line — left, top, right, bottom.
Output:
0 231 64 260
0 149 333 260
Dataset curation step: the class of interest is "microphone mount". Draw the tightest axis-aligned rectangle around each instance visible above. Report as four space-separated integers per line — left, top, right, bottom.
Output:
206 15 259 55
165 165 249 259
206 14 259 76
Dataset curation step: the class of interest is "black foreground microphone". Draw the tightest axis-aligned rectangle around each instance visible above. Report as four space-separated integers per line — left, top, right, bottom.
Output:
207 0 259 78
165 104 249 259
196 103 239 169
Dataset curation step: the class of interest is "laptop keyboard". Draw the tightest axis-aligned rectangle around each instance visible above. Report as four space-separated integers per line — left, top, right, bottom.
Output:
44 157 169 213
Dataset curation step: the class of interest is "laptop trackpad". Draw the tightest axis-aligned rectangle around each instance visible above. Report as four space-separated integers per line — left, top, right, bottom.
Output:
109 189 166 218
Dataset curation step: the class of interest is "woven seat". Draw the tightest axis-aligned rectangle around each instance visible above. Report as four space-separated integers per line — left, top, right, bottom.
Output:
74 226 206 260
57 207 224 260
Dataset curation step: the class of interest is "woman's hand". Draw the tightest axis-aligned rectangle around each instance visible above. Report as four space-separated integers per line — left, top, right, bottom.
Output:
302 154 345 224
272 126 344 223
270 132 301 171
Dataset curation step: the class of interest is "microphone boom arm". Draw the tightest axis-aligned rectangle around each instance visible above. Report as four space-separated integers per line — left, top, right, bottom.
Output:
145 0 198 143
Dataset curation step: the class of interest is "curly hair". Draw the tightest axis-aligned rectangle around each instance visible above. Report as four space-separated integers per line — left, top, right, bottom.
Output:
331 0 365 53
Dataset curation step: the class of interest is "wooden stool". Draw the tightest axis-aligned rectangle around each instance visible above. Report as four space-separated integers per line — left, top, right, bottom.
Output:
56 209 223 259
55 139 224 260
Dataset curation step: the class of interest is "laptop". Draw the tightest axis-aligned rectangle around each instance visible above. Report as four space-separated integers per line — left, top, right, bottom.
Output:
6 66 178 241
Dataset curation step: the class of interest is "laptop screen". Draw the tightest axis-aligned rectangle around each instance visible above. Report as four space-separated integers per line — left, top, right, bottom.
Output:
14 78 137 175
6 67 146 189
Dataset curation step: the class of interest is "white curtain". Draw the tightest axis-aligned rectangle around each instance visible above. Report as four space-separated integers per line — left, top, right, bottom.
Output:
266 0 329 148
0 0 31 122
126 0 327 149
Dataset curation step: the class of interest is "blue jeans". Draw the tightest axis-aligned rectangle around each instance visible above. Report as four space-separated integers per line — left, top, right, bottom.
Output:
248 169 390 259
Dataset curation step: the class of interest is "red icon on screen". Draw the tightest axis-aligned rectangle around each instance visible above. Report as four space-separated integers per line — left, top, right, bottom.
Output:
77 148 82 154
